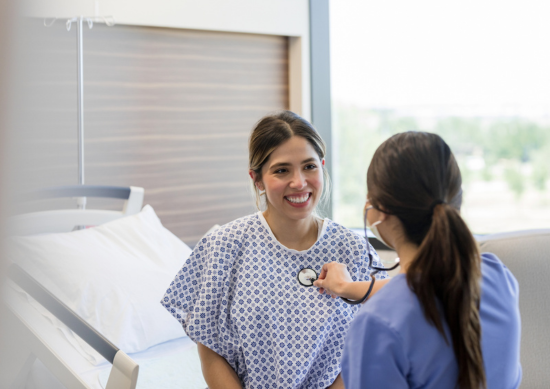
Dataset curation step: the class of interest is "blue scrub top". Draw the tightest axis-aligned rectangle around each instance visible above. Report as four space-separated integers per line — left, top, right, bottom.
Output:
341 253 522 389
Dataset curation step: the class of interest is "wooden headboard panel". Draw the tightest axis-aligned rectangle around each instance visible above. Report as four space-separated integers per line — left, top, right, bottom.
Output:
15 21 289 245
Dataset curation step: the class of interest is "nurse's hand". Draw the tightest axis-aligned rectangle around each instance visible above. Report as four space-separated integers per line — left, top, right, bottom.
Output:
314 262 391 301
313 262 354 299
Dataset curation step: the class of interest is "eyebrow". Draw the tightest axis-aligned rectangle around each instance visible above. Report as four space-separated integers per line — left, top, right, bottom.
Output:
269 158 318 170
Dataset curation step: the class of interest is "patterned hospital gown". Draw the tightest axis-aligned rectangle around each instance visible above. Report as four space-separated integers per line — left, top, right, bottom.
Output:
162 212 387 389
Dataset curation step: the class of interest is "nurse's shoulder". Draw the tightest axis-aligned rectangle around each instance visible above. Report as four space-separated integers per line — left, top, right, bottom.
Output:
479 252 519 298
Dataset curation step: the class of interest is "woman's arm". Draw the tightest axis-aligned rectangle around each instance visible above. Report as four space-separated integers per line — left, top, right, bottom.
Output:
313 262 390 301
327 373 345 389
197 343 242 389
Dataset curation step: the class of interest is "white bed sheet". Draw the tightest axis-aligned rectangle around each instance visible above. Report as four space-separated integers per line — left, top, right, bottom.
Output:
25 337 204 389
5 283 206 389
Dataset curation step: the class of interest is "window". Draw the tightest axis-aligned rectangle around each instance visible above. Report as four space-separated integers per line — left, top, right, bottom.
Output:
330 0 550 233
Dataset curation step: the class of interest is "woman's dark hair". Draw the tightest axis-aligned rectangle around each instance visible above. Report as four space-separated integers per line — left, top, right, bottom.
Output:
367 132 485 389
248 110 330 211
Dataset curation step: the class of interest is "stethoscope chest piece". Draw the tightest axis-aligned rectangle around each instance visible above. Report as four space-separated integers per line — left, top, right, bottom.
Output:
298 268 318 287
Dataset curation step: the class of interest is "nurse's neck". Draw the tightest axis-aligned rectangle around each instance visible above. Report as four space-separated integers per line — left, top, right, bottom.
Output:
378 215 419 274
394 242 419 274
263 210 319 251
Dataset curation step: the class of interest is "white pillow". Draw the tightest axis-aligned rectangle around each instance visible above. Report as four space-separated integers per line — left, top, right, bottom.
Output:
7 205 191 358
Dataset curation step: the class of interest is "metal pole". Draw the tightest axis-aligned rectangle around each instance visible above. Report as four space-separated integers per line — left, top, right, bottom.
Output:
77 17 84 187
76 17 86 212
8 263 120 364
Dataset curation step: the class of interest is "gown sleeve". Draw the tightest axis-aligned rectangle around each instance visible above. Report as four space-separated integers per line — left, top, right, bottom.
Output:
161 231 239 362
341 312 409 389
350 236 389 281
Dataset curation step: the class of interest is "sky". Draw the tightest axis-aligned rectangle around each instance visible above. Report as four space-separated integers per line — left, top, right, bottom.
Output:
329 0 550 115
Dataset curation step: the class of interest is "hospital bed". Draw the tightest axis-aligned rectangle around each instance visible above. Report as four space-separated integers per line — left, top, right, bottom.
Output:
2 185 208 389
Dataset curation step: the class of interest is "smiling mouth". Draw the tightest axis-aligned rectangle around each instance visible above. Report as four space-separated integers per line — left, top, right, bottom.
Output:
285 193 311 204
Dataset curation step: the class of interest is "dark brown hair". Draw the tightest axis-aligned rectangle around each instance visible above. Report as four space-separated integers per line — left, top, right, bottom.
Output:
367 132 485 389
248 111 330 212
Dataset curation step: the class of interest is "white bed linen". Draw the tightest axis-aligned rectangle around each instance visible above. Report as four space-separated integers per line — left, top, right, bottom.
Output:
7 205 191 358
6 285 205 389
97 340 206 389
25 338 203 389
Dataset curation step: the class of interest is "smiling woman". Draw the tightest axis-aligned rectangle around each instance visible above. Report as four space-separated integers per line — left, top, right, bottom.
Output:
248 113 328 251
162 111 389 389
248 111 331 215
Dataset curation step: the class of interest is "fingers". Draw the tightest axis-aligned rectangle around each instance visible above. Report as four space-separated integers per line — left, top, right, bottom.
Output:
315 262 350 299
318 264 328 280
319 261 340 280
314 280 330 295
314 280 332 296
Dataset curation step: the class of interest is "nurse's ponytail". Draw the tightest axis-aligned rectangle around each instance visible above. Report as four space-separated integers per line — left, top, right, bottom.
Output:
409 203 485 389
367 132 486 389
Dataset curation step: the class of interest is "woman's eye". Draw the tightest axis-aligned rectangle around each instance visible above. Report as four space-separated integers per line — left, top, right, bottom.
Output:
274 168 288 174
305 164 317 170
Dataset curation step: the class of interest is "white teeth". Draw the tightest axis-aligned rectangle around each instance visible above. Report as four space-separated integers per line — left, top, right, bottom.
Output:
285 194 310 204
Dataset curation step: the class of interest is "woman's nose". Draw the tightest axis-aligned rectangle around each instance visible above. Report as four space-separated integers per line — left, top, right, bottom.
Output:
290 171 306 188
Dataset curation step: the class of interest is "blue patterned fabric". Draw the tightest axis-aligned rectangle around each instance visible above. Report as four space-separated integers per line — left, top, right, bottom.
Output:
162 212 387 389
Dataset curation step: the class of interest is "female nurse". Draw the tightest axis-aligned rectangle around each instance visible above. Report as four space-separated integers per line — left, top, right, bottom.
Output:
314 131 522 389
162 111 389 389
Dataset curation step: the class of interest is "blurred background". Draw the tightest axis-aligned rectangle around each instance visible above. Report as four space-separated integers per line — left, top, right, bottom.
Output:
330 0 550 233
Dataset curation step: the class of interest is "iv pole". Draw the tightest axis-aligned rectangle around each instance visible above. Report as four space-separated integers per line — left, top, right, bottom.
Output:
70 16 89 210
46 14 115 210
77 17 85 188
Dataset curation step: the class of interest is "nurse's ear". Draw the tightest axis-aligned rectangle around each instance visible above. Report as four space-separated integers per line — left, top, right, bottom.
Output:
364 198 389 222
377 210 389 222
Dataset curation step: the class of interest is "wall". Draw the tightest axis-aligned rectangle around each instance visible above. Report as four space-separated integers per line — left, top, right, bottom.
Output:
12 0 312 244
21 0 311 119
12 20 292 245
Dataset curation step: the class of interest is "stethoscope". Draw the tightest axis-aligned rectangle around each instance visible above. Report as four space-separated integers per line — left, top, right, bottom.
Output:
298 204 400 304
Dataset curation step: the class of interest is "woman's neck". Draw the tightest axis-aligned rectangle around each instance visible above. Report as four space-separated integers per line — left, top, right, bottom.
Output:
395 241 419 274
263 210 319 251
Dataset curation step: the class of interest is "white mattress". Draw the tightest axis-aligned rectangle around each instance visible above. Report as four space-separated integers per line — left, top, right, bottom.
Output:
5 283 206 389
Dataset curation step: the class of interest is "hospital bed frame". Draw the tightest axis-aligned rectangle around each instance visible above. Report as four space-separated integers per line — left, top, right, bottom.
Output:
3 185 144 389
11 185 144 235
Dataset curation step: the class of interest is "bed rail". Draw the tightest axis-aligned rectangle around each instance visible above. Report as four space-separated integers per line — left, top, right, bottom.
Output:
7 263 119 363
6 263 139 389
9 185 145 235
21 185 132 201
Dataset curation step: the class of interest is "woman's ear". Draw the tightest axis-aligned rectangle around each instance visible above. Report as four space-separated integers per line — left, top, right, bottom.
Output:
321 159 325 166
249 170 264 191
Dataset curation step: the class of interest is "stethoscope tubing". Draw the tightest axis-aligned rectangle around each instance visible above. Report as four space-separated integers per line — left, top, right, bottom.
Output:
340 253 400 305
297 205 399 304
341 207 400 304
